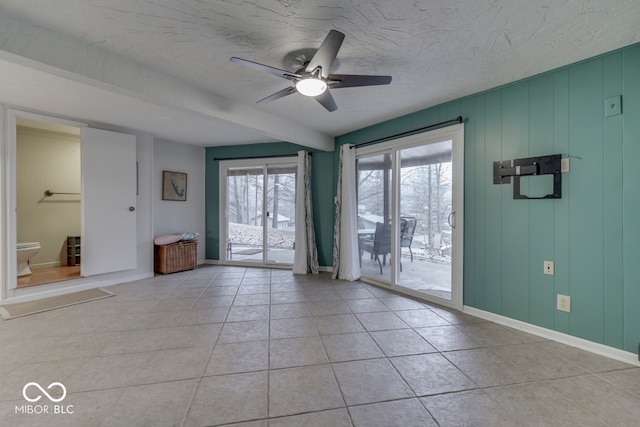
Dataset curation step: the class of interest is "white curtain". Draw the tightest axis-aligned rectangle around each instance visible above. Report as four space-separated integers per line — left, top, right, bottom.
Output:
332 144 361 280
293 150 319 274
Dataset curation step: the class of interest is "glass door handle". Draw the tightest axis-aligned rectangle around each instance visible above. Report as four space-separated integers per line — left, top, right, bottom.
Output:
448 212 455 228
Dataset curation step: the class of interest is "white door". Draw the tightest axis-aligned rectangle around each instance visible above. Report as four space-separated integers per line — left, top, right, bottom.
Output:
81 128 137 276
356 124 464 309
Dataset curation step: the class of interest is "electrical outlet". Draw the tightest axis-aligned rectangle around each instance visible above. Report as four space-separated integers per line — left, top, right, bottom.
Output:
561 158 570 173
557 294 571 312
544 261 555 275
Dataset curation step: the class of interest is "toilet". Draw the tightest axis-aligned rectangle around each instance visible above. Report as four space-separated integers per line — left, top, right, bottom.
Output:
17 242 41 276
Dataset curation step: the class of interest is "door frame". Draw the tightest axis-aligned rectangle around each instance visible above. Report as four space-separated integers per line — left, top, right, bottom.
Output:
219 156 298 268
356 123 464 310
4 109 87 292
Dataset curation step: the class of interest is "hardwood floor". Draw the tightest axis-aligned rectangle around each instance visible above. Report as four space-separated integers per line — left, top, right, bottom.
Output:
17 265 82 288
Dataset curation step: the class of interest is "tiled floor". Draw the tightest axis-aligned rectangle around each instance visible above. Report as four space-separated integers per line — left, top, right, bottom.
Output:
1 265 639 426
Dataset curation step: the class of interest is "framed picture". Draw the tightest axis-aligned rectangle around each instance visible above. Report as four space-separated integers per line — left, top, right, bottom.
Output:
162 170 187 201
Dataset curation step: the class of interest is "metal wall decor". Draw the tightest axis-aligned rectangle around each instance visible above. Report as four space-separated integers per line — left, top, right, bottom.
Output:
493 154 562 199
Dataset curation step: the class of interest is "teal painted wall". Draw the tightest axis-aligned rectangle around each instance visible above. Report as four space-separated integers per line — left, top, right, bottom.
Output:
334 43 640 354
204 43 640 354
205 142 335 267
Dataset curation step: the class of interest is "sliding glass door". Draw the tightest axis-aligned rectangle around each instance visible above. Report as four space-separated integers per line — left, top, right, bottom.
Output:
221 158 297 266
356 124 464 308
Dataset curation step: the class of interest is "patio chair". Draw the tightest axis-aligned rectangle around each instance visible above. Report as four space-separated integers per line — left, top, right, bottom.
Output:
360 221 392 274
400 217 417 262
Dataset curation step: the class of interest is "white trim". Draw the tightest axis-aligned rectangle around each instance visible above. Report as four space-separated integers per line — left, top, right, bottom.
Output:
218 156 298 268
4 109 86 293
355 123 464 310
1 272 152 305
463 306 640 367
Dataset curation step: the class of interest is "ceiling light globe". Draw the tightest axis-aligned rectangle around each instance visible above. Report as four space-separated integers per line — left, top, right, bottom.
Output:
296 78 327 97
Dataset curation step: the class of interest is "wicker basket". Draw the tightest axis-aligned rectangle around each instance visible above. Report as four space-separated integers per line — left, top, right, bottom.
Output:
154 240 198 274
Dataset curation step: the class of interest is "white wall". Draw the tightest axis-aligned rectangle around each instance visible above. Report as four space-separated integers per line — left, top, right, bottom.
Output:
153 138 206 263
16 126 81 267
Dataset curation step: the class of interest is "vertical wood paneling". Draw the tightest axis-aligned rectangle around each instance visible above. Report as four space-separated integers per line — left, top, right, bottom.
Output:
528 74 556 329
568 59 605 343
602 51 624 348
552 69 571 334
472 95 487 308
202 43 640 355
622 44 640 353
500 83 531 321
460 98 476 306
484 91 503 313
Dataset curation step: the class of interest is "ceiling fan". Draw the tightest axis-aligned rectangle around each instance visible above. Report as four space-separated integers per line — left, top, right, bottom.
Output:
230 30 392 112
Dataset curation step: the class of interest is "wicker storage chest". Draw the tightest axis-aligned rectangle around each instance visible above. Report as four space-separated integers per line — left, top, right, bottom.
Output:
154 240 197 274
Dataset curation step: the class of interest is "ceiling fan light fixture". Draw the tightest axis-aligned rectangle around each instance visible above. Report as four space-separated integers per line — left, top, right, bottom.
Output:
295 77 327 97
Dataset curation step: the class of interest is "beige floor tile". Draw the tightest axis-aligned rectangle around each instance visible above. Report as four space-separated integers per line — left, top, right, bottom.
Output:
1 388 122 427
179 307 229 325
232 293 271 306
100 323 221 355
226 304 270 322
370 329 437 357
332 358 414 405
185 371 268 426
218 320 269 343
544 374 640 426
309 300 352 316
269 364 344 417
485 382 608 427
344 298 391 313
0 358 88 402
394 308 450 328
443 348 533 387
492 341 589 380
205 340 268 376
270 291 307 304
355 311 410 331
269 336 329 369
596 367 640 396
269 408 351 427
65 346 211 392
348 398 437 427
321 332 385 362
97 380 198 426
455 322 546 347
422 389 517 427
269 302 311 319
269 317 318 339
414 325 484 351
314 314 365 335
3 268 638 427
391 353 476 396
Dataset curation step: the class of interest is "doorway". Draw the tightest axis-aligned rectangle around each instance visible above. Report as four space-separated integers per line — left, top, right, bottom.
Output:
15 117 82 287
4 109 138 294
220 157 297 266
356 124 464 309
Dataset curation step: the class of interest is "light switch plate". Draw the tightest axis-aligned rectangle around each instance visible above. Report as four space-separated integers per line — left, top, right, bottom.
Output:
605 95 622 117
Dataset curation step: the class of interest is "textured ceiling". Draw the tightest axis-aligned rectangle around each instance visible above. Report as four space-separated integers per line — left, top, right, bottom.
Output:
0 0 639 150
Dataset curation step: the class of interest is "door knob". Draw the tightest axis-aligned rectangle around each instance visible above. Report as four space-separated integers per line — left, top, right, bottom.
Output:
129 207 135 211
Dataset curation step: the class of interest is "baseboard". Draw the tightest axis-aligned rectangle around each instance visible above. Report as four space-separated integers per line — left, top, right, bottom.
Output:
463 306 640 367
3 272 153 305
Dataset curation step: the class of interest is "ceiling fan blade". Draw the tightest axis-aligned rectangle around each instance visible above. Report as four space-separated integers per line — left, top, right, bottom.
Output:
314 90 338 112
328 74 392 88
256 87 297 104
306 30 345 78
230 57 300 81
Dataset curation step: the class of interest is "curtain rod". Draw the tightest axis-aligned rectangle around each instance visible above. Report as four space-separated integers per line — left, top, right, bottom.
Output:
350 116 463 149
213 152 311 161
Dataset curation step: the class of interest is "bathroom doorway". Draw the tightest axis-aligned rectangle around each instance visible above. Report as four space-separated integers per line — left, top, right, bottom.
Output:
15 117 82 288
